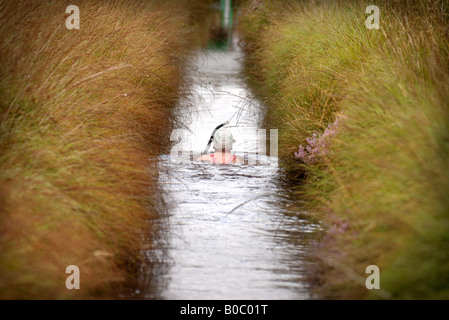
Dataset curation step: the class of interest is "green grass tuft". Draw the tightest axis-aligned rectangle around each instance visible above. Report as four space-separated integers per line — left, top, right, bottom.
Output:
239 0 449 299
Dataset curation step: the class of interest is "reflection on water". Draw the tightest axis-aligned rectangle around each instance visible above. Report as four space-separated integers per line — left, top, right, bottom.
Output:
136 44 319 299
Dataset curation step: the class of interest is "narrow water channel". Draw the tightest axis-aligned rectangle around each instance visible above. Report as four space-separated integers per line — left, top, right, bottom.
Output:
137 42 318 300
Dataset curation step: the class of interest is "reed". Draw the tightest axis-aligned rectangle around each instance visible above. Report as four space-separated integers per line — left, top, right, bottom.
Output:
0 0 209 298
239 0 449 299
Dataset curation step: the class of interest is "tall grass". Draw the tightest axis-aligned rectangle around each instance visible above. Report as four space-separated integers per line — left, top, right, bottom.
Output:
0 0 209 299
239 0 449 299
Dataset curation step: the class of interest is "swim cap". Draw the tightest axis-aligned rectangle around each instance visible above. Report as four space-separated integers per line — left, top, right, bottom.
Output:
213 128 234 151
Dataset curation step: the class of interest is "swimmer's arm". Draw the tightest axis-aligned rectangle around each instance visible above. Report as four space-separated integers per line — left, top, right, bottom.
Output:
234 155 244 164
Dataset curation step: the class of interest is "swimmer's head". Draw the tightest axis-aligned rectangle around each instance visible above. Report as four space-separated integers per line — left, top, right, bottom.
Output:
213 128 234 152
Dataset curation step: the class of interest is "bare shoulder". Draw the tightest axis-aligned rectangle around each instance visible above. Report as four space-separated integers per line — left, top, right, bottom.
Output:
197 155 212 162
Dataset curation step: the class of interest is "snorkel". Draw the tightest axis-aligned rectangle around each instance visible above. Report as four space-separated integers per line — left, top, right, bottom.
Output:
201 120 229 155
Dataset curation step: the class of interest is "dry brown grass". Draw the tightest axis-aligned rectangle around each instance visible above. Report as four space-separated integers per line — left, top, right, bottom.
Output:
0 0 207 299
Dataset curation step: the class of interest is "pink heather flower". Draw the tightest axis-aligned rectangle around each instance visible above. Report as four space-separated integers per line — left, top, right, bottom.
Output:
294 117 339 165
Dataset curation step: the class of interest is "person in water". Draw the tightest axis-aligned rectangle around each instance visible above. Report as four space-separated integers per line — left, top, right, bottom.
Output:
199 128 242 164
